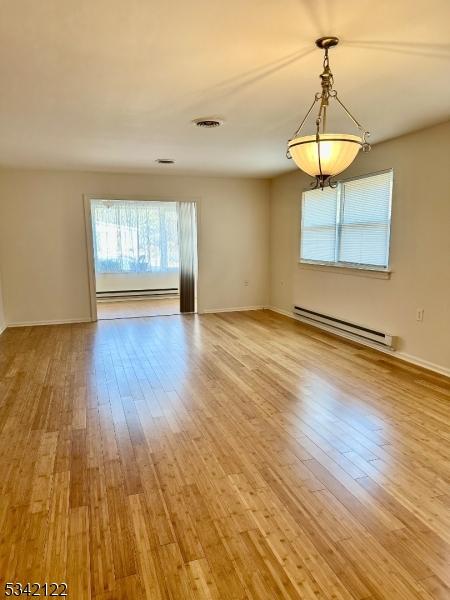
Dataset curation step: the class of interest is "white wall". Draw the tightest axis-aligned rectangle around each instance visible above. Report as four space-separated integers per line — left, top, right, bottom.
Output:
95 272 179 294
0 170 269 325
269 121 450 372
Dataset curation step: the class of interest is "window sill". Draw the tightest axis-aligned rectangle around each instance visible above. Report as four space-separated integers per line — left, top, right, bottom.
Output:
298 261 392 279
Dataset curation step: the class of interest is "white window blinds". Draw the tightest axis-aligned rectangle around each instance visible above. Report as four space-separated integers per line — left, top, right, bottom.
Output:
300 187 337 263
300 170 393 269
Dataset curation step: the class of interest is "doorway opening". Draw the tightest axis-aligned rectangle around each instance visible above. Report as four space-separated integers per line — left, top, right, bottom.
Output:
86 198 197 320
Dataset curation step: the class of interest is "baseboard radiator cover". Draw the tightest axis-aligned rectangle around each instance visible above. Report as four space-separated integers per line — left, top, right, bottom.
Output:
96 287 179 300
293 306 396 349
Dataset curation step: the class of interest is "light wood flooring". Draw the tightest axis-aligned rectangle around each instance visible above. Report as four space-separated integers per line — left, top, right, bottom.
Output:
0 309 449 599
97 297 180 320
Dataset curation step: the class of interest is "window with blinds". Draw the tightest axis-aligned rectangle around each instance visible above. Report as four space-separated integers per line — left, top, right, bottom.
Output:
300 170 393 269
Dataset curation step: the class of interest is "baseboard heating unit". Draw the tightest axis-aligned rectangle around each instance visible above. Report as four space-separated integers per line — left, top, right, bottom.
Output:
96 287 179 301
293 306 396 349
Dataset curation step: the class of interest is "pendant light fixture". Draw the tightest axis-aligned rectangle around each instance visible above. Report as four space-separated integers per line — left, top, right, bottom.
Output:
287 37 371 189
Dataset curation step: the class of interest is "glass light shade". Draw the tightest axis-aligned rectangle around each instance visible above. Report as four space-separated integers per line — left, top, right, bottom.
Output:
288 133 362 178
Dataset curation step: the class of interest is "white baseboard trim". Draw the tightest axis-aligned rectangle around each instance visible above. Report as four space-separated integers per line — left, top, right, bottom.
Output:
200 305 266 314
7 317 92 328
396 353 450 378
266 306 293 318
0 325 6 336
266 306 450 378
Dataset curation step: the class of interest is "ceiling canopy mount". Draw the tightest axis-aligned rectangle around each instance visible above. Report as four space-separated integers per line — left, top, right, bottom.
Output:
315 36 339 50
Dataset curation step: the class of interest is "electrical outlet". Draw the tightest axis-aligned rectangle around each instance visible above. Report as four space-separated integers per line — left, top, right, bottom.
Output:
244 280 249 287
416 309 424 322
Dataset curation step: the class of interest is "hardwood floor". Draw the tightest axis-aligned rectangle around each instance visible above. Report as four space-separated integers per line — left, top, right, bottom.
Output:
97 297 180 320
0 309 449 599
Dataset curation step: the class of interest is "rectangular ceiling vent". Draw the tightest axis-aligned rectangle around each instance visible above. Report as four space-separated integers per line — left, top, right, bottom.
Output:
293 305 395 349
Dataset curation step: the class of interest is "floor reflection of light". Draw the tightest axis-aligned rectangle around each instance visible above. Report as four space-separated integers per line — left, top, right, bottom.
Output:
293 371 343 424
85 314 217 427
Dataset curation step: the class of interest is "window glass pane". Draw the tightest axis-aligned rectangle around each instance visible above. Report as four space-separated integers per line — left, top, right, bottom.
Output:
339 171 392 267
339 224 389 266
301 226 337 262
299 170 393 269
91 200 179 273
300 187 337 262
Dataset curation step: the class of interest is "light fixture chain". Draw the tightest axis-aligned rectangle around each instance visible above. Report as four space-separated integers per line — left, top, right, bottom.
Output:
320 46 334 99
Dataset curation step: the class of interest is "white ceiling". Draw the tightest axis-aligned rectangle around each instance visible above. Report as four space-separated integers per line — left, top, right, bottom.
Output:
0 0 449 177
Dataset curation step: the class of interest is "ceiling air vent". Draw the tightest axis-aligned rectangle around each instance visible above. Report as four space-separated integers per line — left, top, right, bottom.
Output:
155 158 175 164
192 118 224 128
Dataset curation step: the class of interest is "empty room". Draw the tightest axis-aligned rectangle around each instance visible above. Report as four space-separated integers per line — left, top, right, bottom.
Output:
0 1 449 599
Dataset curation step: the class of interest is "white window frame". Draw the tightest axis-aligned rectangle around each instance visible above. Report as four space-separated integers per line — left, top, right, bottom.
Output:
299 169 393 272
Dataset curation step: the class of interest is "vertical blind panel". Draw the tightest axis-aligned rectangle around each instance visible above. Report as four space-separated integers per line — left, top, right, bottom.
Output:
339 171 392 266
92 200 179 273
301 187 337 262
